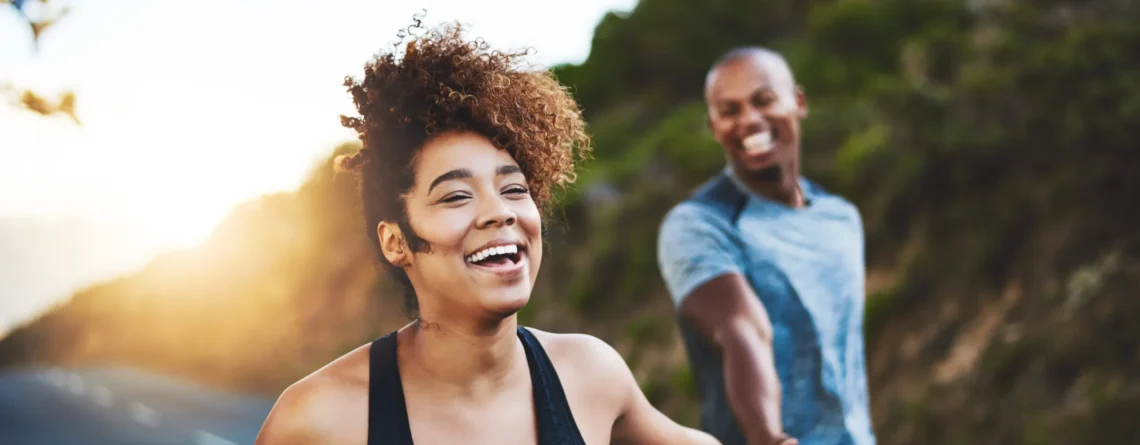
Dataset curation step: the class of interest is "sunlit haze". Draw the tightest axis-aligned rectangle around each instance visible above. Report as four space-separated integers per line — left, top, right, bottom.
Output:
0 0 637 333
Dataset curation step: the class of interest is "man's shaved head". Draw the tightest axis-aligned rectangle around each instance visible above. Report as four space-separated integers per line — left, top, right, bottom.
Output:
703 45 807 189
705 46 796 102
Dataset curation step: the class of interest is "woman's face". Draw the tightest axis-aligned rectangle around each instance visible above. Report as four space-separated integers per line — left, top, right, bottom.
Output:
395 131 543 321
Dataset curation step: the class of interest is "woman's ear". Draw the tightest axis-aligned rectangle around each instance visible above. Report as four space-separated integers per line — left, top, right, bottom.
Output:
377 221 410 266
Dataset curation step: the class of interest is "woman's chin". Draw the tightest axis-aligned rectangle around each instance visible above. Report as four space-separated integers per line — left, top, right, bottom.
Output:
481 292 530 318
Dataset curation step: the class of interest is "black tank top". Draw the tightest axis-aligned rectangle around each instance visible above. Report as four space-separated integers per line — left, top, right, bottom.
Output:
367 326 587 445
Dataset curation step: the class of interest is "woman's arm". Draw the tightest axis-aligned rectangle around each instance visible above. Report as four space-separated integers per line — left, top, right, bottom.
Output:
255 382 325 445
609 378 722 445
255 373 363 445
578 337 719 445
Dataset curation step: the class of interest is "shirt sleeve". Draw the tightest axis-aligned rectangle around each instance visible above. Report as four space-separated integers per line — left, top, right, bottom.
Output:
657 204 747 307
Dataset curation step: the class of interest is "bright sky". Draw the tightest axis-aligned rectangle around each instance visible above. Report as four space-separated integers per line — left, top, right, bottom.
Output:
0 0 637 332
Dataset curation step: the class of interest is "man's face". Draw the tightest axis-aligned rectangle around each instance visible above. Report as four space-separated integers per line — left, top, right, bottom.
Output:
705 55 807 181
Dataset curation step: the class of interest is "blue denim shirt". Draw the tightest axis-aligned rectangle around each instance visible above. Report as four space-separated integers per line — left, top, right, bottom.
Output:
657 168 876 445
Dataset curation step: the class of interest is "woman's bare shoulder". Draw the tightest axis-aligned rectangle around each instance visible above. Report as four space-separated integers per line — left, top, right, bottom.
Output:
527 329 627 369
254 342 373 445
525 328 635 405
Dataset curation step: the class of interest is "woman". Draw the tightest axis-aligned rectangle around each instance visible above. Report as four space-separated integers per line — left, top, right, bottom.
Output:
254 20 720 445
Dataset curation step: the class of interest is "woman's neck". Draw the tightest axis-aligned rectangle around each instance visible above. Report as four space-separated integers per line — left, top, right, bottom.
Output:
398 313 526 400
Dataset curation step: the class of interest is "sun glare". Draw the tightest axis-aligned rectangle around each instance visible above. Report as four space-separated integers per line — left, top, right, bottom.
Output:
0 0 641 335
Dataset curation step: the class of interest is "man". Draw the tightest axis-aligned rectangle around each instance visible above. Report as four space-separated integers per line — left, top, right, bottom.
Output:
656 47 876 445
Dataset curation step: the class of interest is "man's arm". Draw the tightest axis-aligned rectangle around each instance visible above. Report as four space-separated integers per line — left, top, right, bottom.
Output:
678 273 795 445
656 206 795 445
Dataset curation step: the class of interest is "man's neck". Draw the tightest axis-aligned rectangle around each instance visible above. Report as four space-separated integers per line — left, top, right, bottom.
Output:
398 310 525 400
732 166 806 208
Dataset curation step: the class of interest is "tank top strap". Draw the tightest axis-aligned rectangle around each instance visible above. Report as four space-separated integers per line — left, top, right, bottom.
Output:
367 330 414 445
517 327 587 445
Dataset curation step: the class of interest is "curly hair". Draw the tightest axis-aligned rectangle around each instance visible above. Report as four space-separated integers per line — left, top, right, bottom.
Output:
335 17 591 318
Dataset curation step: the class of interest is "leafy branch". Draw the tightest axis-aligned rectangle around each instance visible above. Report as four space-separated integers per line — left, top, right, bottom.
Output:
2 0 79 124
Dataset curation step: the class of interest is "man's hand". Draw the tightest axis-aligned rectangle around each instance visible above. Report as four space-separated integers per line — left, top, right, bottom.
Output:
766 435 798 445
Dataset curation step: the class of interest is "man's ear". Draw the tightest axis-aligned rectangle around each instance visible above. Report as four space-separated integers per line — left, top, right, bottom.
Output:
377 221 410 267
795 85 808 119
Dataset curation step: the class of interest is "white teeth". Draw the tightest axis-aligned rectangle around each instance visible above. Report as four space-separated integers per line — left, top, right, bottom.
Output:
742 132 773 154
466 244 520 263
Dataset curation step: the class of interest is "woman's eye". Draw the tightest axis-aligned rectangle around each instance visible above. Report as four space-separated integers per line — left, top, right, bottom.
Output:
442 194 470 203
504 186 529 195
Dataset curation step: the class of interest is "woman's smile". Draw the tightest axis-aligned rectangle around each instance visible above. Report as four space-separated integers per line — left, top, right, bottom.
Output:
465 240 528 278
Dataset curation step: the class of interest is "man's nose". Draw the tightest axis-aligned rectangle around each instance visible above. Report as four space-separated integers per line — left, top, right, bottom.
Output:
738 105 768 131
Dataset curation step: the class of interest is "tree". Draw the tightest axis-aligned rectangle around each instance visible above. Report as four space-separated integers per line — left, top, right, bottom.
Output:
2 0 79 124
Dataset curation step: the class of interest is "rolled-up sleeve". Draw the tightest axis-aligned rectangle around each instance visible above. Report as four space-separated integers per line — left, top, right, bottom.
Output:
657 204 745 307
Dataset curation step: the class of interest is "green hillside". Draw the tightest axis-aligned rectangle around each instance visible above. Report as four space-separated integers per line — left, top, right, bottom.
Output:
2 1 1138 443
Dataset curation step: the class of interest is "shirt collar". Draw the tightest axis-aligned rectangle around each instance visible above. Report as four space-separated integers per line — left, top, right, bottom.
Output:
723 165 816 207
